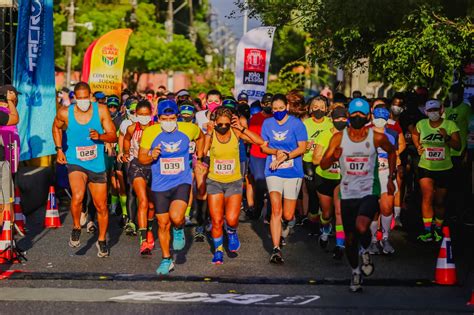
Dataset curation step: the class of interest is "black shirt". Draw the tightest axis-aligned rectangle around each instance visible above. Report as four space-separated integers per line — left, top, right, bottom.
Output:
0 111 9 126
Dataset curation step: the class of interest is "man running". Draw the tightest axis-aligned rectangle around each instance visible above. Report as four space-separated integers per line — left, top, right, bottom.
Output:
320 98 396 292
52 82 117 257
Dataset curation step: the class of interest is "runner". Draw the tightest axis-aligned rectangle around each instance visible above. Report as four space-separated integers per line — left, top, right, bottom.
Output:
412 99 461 242
139 100 204 273
320 98 396 292
312 106 347 258
204 106 263 264
260 94 308 264
52 82 117 257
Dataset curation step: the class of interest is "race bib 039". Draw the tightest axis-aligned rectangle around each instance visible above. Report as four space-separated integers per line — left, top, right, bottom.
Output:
160 157 185 175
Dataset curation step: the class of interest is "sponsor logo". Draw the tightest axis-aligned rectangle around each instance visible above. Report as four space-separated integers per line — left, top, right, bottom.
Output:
272 130 288 141
101 44 119 66
244 48 266 86
422 134 444 142
161 140 182 153
28 0 43 72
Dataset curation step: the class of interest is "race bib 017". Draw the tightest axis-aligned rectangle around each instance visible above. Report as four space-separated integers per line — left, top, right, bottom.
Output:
76 145 98 161
160 157 185 175
345 156 369 176
214 159 235 175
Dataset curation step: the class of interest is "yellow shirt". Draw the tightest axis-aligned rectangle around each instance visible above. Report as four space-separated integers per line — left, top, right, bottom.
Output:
208 130 241 183
141 122 200 150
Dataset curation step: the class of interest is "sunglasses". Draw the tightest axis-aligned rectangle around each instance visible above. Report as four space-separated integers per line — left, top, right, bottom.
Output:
216 123 230 128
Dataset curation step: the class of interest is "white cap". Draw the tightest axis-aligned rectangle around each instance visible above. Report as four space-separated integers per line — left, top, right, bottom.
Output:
425 99 441 111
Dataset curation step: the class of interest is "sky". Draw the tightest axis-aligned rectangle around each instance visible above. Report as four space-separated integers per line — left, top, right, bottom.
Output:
208 0 262 40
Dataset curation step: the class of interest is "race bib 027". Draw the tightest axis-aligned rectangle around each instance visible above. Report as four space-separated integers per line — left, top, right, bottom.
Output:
425 147 445 161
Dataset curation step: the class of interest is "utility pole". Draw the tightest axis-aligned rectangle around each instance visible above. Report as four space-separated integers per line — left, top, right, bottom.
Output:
243 0 248 34
188 0 196 45
65 0 75 88
165 0 174 42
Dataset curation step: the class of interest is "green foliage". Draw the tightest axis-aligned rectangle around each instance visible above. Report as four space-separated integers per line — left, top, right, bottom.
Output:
269 26 307 73
188 70 235 97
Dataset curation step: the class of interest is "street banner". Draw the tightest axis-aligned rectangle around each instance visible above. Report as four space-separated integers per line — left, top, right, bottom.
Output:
88 29 132 96
234 27 275 103
14 0 56 160
81 39 98 83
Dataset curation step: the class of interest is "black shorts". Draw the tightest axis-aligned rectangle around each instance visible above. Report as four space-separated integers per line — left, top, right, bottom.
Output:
341 195 379 233
418 167 451 189
315 173 340 197
151 184 191 215
67 164 107 184
128 159 151 183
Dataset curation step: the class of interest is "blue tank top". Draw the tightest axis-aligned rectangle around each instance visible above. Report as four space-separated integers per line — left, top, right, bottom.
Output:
65 102 106 173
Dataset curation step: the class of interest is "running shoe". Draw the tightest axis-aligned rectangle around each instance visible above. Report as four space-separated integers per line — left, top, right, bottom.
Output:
125 222 137 236
349 272 362 292
172 227 185 251
140 241 152 256
80 211 88 227
96 240 110 258
433 228 443 242
318 233 329 249
185 216 193 227
280 236 287 247
147 230 155 249
212 250 224 265
368 241 380 255
194 226 205 242
394 215 403 228
270 247 284 264
68 228 81 248
282 221 290 239
86 221 96 233
332 246 344 260
156 258 174 275
227 231 241 252
109 203 118 216
360 251 374 277
380 238 395 254
417 231 433 243
205 222 213 233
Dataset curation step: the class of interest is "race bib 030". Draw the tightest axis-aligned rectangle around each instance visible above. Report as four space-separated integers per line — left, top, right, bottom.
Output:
214 159 235 175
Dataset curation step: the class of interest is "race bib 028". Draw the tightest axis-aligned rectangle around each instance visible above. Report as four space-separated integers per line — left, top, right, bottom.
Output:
76 145 98 161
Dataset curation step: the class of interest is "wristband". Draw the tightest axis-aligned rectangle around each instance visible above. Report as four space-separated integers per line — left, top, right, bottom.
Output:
55 146 63 151
241 127 246 133
284 152 290 161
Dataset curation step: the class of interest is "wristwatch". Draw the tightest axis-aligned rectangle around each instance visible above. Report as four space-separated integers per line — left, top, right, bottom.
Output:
55 146 63 151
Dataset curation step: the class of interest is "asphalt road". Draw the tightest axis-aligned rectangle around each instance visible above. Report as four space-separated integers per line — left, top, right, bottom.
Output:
0 199 473 314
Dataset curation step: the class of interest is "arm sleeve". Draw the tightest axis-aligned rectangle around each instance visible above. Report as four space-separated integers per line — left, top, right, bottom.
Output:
0 111 9 126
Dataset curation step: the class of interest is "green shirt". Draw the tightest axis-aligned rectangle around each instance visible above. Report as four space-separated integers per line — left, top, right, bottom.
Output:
303 116 333 162
416 119 459 171
315 128 341 180
445 102 471 156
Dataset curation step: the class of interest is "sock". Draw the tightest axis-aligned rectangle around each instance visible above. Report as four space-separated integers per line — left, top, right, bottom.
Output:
227 226 237 234
434 217 443 230
381 214 393 239
138 228 147 244
320 216 332 234
119 195 127 216
423 217 432 233
335 224 345 247
370 221 378 242
185 206 191 218
111 195 119 206
360 231 371 250
147 219 154 232
352 266 361 274
394 206 401 218
213 236 223 252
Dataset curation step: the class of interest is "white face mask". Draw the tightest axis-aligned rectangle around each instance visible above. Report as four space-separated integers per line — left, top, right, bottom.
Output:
391 106 403 116
373 118 388 128
136 115 151 126
76 99 91 112
129 114 137 123
161 120 177 133
427 111 441 122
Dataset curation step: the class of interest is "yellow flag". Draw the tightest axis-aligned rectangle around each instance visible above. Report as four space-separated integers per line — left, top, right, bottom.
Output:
88 29 132 96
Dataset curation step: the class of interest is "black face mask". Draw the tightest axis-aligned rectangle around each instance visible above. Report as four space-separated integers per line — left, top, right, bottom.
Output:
349 116 368 129
262 106 272 114
333 121 347 131
215 125 230 135
312 109 325 119
182 116 193 122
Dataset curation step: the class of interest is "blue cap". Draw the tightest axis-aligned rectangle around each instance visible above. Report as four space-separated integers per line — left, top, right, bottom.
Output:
179 104 195 116
94 91 106 99
348 98 370 115
223 99 237 109
158 100 179 116
250 100 262 116
107 95 120 107
373 107 390 120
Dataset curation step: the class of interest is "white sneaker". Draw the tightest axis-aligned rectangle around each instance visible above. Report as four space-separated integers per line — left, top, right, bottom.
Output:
87 221 97 233
380 238 395 254
80 212 88 227
368 241 380 255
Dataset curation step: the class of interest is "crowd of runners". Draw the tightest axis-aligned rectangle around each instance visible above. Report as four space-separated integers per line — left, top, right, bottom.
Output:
51 82 471 292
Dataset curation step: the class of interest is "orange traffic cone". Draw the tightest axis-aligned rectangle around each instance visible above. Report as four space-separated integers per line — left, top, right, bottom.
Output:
13 188 26 235
0 208 20 264
434 226 457 285
44 186 62 228
467 291 474 306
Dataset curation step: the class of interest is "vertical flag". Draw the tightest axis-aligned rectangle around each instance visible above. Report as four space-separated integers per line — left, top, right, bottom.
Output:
234 27 276 103
88 29 132 96
14 0 56 161
81 39 98 83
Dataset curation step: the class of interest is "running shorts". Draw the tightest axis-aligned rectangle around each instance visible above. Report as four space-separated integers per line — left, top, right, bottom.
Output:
128 159 151 183
266 176 303 200
341 195 379 233
67 164 107 184
315 173 340 197
152 184 191 215
206 178 242 197
418 167 451 189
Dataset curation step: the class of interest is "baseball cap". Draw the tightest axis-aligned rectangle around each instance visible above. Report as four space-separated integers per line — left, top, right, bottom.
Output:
331 106 347 119
237 92 248 102
223 99 237 109
158 100 179 116
176 89 190 98
250 100 262 116
348 98 370 115
425 99 441 111
373 107 390 120
179 104 195 116
107 95 120 107
94 91 106 100
262 93 273 104
0 85 22 96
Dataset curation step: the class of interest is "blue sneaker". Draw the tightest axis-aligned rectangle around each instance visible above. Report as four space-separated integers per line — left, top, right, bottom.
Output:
156 258 174 275
172 228 185 251
212 250 224 264
227 230 241 252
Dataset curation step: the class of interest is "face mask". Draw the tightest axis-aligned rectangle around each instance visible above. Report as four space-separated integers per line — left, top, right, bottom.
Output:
273 109 288 121
418 106 426 115
427 111 440 122
312 109 325 119
373 118 388 128
215 124 230 135
349 116 368 129
137 115 151 126
262 106 272 114
129 114 137 123
333 121 347 131
161 120 177 132
391 106 403 116
207 102 220 112
182 115 193 123
76 99 91 112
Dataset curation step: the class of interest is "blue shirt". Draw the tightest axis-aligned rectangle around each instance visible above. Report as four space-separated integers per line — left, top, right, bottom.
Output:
261 115 308 178
150 130 192 192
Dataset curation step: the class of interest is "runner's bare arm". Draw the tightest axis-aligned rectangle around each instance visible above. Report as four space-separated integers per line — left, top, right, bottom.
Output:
397 132 406 155
411 126 423 155
52 106 68 164
120 124 134 162
439 128 461 151
312 143 325 166
375 132 397 195
96 104 118 143
6 91 19 125
320 132 343 170
195 129 205 159
138 144 161 165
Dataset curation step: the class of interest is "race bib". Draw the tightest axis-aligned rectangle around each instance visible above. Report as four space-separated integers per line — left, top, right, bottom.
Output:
378 157 389 170
344 156 369 176
160 157 185 175
425 147 445 161
214 159 235 175
271 155 294 169
76 145 97 161
189 141 196 154
329 161 340 174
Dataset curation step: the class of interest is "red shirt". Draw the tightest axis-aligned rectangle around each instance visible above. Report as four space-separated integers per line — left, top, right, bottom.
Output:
249 112 270 158
387 119 402 136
